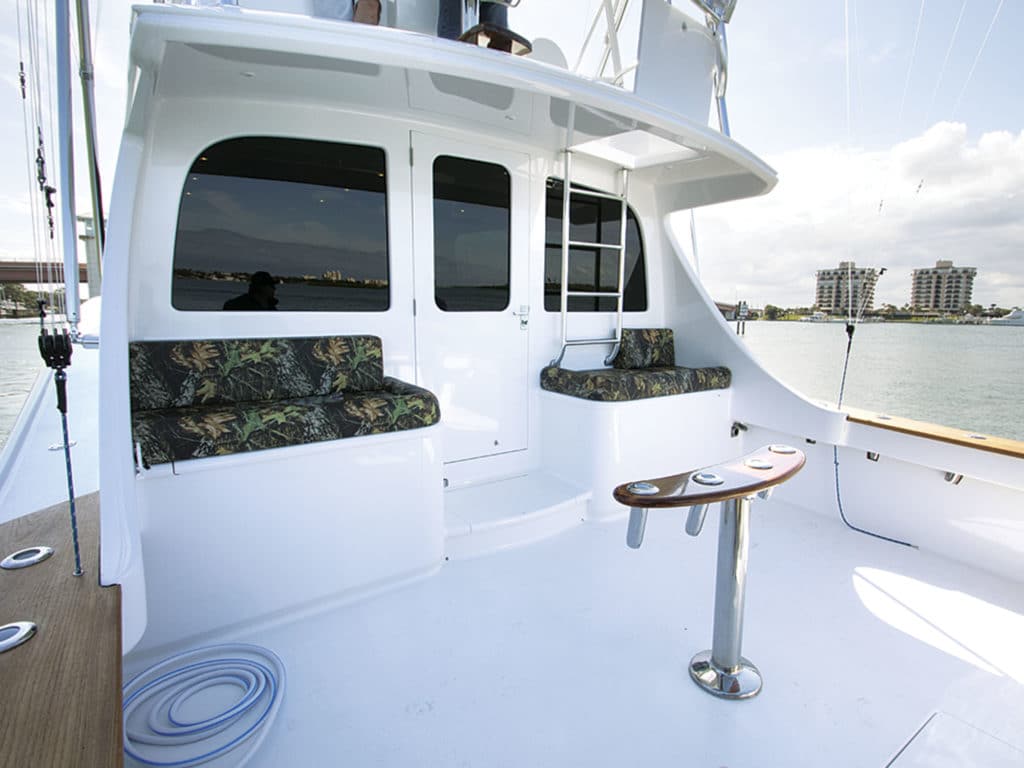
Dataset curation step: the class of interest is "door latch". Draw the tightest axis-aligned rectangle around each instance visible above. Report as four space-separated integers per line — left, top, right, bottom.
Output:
512 304 529 330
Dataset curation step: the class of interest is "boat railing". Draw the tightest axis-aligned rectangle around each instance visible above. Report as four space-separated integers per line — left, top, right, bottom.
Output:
576 0 733 133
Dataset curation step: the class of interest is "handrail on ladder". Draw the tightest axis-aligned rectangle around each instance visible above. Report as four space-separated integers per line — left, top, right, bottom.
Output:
551 147 631 368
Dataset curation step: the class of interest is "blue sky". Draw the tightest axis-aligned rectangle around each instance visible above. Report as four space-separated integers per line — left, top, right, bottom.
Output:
696 0 1024 309
1 0 1021 309
724 1 1022 153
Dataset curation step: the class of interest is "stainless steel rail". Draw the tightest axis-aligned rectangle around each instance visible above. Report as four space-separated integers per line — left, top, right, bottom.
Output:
614 444 806 700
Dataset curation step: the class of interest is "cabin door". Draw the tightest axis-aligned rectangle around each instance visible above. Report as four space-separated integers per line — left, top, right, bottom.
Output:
410 133 530 463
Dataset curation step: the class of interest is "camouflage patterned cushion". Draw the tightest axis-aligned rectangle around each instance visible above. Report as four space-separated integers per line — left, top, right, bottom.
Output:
129 336 384 412
132 377 440 466
540 365 731 402
611 328 676 370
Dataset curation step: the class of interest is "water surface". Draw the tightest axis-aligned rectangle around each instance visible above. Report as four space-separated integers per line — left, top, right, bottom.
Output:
0 320 44 452
1 319 1021 452
739 321 1023 441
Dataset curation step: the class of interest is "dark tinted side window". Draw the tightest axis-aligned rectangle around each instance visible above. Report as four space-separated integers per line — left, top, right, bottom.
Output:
172 137 389 311
544 178 647 312
433 156 511 312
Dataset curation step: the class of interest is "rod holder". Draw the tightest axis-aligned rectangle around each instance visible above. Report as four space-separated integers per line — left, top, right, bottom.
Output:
626 508 648 549
684 503 709 536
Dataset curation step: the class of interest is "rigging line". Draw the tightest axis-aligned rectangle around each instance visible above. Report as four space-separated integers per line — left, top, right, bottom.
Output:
833 446 916 548
843 0 853 145
24 0 49 295
842 0 855 321
15 0 26 61
28 0 60 319
833 324 915 549
15 0 29 102
926 0 968 122
26 0 44 132
38 0 64 318
951 0 1005 117
850 0 866 139
856 267 885 323
19 33 46 295
16 0 42 289
897 0 928 128
875 0 926 216
832 263 914 547
846 260 853 324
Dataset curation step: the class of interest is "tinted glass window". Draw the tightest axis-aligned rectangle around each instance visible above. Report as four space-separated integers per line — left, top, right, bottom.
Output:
172 137 389 311
433 156 511 312
544 178 647 312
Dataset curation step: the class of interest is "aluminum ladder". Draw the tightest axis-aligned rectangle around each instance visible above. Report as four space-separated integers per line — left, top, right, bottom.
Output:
551 148 631 367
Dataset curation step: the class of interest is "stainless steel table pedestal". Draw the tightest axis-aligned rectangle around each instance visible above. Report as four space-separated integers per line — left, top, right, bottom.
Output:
688 495 762 699
615 445 806 702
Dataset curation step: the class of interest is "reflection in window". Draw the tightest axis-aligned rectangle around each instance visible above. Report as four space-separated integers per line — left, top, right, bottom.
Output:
544 178 647 312
172 137 389 311
433 156 511 312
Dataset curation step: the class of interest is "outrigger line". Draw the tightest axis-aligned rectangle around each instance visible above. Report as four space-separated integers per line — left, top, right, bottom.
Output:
35 129 58 240
37 306 84 577
833 267 915 549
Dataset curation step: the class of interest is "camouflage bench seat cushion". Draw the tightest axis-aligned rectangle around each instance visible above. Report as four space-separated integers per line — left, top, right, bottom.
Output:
611 328 677 370
129 336 439 465
540 365 731 402
541 327 730 402
132 377 440 466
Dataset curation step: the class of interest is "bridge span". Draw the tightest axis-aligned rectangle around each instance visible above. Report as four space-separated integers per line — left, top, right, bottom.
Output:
0 261 88 284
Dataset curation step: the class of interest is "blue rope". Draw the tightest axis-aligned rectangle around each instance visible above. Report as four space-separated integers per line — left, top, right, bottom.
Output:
834 324 915 549
56 369 83 575
122 644 285 768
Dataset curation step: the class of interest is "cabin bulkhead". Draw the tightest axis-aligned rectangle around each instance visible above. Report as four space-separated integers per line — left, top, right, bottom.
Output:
99 4 784 654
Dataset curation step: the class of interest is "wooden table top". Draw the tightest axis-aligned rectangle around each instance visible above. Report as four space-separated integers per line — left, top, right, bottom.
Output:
0 493 123 767
613 445 807 508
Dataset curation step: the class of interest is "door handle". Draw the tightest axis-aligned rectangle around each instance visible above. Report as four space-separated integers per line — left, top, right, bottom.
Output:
512 304 529 329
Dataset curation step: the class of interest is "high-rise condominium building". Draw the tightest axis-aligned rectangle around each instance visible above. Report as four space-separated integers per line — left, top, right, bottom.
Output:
815 262 878 314
910 260 977 312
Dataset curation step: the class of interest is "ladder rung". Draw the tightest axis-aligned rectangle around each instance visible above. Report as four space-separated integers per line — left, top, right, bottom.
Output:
564 337 619 346
567 290 622 298
567 240 625 250
568 186 626 203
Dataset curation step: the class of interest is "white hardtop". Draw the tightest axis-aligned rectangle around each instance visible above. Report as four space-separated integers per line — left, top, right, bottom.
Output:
127 3 775 210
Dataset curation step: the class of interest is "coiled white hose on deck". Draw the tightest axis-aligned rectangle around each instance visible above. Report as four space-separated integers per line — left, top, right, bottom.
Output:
123 643 285 767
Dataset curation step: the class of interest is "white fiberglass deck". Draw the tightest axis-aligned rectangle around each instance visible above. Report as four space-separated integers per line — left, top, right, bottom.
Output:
0 345 100 523
126 500 1024 767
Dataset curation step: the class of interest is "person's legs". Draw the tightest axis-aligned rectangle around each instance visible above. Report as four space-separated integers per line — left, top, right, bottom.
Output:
353 0 380 24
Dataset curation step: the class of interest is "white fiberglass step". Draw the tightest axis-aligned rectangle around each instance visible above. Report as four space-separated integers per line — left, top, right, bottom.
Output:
444 472 590 560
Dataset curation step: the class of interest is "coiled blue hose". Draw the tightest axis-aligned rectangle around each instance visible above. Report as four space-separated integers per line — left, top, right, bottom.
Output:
123 643 285 767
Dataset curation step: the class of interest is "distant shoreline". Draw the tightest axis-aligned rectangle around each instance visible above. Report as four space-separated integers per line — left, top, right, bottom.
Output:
731 317 1016 326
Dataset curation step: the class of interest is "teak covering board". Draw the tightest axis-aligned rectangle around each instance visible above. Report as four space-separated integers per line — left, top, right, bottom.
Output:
844 407 1024 460
0 493 123 767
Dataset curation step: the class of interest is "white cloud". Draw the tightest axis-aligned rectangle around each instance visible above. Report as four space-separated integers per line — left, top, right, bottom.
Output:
693 123 1024 309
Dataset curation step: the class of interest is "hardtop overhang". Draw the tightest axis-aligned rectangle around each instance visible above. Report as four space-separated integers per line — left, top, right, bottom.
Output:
127 3 776 211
